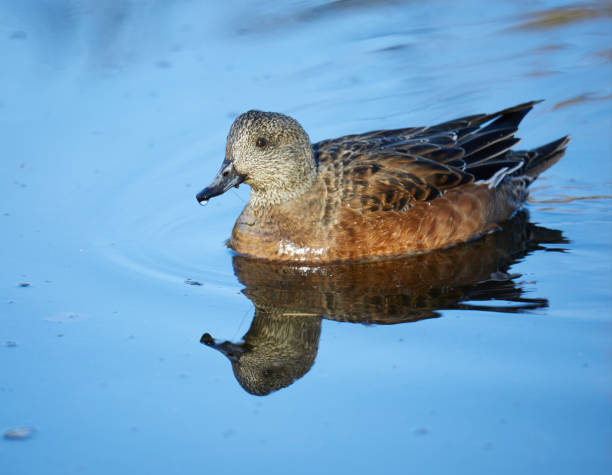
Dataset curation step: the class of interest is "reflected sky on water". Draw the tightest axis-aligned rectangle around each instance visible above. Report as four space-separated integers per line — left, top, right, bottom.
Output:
1 1 611 474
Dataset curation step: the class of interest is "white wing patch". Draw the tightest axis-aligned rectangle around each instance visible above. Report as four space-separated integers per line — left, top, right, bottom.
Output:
478 161 525 189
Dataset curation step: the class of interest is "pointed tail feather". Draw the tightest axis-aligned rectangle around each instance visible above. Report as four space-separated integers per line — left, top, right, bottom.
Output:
520 136 570 179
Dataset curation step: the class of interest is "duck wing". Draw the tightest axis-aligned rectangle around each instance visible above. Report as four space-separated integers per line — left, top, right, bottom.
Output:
315 100 540 161
313 101 568 212
317 148 474 213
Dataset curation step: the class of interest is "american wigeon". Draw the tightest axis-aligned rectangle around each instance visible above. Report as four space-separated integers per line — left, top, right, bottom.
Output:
196 101 568 262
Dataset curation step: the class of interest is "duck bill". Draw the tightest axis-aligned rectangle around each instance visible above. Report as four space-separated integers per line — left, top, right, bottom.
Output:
200 333 246 362
196 158 245 205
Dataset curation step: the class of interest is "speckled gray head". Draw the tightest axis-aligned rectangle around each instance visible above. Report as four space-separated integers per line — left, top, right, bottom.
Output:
196 110 316 207
200 310 321 396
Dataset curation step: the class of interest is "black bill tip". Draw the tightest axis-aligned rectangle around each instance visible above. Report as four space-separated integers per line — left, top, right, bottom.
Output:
196 158 245 205
200 333 247 361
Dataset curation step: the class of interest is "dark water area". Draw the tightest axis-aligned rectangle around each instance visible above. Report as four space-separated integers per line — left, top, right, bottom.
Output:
1 1 611 474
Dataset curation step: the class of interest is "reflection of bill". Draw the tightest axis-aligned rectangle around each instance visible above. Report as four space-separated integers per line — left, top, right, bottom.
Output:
201 210 567 396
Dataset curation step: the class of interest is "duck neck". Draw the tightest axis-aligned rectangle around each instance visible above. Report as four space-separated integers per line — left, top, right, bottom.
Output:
248 150 318 210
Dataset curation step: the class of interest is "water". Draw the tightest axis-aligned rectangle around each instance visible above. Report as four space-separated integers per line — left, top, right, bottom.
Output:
1 1 611 474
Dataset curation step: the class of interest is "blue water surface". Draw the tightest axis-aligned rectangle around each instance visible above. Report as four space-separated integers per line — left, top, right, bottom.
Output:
1 1 611 474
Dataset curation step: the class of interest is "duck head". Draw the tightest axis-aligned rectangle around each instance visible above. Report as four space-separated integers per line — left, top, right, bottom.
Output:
196 111 317 207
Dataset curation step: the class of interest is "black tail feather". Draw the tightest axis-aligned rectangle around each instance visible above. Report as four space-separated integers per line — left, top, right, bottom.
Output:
513 136 570 178
465 137 521 165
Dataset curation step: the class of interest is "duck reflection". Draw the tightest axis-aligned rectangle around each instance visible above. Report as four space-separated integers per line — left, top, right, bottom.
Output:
201 210 567 396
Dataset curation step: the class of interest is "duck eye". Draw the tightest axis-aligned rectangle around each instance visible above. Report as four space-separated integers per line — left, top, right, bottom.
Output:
255 137 267 148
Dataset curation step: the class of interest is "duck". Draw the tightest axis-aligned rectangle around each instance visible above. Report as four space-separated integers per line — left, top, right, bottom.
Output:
196 101 568 262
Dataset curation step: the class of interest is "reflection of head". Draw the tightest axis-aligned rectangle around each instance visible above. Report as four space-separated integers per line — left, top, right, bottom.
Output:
202 311 321 396
202 210 567 395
